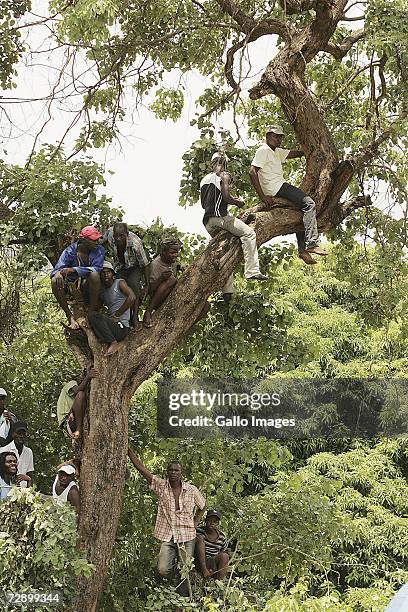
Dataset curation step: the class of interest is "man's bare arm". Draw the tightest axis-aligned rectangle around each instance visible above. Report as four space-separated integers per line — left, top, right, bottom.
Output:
194 504 206 527
249 166 274 206
115 280 136 317
128 447 153 484
220 172 244 207
68 486 80 514
286 149 304 159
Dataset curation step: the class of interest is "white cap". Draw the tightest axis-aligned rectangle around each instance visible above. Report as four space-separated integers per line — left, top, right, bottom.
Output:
265 125 284 135
211 152 229 162
58 464 76 475
102 260 115 271
0 388 7 397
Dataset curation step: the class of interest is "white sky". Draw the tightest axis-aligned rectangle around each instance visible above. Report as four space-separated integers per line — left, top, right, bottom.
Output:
2 1 282 235
2 1 384 240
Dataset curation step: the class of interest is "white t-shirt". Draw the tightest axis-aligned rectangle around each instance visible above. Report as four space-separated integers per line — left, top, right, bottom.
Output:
1 441 34 488
251 144 290 196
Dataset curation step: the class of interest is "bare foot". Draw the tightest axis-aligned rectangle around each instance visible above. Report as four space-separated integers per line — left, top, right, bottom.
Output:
76 316 89 329
306 245 328 256
68 316 80 330
143 312 152 328
106 341 124 356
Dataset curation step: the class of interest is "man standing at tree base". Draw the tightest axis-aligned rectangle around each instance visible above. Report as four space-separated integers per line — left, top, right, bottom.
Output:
128 447 206 598
250 125 328 265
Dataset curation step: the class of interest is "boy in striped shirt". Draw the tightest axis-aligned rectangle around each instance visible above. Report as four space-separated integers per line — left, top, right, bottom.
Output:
196 509 229 579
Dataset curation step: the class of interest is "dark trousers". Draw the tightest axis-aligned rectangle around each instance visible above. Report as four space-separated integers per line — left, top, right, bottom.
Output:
88 312 129 344
275 182 319 251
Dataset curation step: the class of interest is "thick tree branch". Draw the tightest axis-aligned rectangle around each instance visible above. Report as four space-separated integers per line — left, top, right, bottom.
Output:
278 0 317 14
214 0 291 40
324 29 365 60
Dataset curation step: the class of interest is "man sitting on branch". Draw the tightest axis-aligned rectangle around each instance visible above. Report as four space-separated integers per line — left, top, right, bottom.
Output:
88 261 135 356
249 125 328 265
103 222 149 329
50 226 105 329
201 152 267 301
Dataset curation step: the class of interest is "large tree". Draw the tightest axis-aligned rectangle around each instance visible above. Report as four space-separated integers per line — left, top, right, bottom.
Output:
1 0 407 610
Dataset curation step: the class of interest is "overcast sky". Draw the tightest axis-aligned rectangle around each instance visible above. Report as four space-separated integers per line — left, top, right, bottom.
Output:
2 1 285 236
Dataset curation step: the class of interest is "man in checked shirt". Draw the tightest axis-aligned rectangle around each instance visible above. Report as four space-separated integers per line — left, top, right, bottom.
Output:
128 447 206 597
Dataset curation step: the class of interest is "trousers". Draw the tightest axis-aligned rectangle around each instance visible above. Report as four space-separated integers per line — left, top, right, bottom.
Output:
205 214 261 294
88 312 129 344
275 182 319 252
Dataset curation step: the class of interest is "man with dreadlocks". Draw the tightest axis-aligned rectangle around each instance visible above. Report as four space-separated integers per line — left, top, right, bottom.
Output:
200 152 267 302
143 237 183 328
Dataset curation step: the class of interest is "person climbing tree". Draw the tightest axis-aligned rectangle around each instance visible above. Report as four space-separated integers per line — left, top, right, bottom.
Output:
50 226 105 329
52 463 80 514
201 151 267 301
57 366 99 441
249 126 328 265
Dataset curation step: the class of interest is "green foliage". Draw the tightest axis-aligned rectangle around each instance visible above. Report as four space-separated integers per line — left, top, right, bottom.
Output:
0 146 122 269
150 88 185 121
0 488 93 609
0 0 30 89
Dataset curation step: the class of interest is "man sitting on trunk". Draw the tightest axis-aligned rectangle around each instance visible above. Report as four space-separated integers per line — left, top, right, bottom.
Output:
88 261 135 356
249 125 328 265
143 237 181 328
50 226 105 329
200 152 267 301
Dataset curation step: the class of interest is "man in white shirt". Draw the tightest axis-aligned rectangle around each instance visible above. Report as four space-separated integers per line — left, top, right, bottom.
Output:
249 125 328 265
1 421 34 488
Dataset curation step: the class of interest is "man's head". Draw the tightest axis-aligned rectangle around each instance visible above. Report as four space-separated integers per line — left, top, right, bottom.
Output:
78 226 103 251
265 125 284 149
112 222 129 249
11 421 27 446
100 261 115 287
160 237 182 265
0 388 7 411
167 460 182 484
0 451 17 480
205 509 221 529
211 151 229 171
57 463 76 488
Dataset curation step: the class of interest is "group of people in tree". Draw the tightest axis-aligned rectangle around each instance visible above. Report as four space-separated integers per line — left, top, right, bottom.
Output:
50 125 327 348
1 124 327 598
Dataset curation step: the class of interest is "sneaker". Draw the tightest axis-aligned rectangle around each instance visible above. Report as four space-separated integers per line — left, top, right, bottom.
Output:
306 245 328 256
247 273 268 281
298 251 317 265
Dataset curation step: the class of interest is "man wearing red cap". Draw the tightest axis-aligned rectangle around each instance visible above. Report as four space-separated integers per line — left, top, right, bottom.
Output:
50 226 105 329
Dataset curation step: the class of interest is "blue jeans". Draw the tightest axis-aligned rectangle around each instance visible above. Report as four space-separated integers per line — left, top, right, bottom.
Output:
157 538 195 597
275 182 319 251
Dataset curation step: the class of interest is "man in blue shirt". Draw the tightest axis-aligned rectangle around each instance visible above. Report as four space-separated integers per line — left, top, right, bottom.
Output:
51 226 105 329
